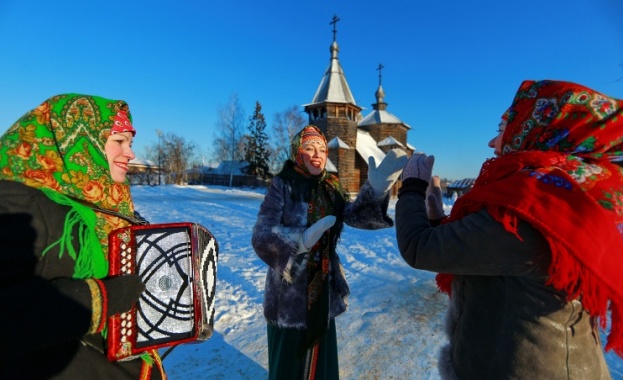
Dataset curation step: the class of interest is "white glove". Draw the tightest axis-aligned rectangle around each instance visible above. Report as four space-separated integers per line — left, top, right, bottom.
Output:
368 149 408 197
302 215 336 250
426 176 446 220
400 153 435 183
284 215 337 283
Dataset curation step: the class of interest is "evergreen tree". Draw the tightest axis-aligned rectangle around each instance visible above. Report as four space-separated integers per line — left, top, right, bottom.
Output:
244 101 270 179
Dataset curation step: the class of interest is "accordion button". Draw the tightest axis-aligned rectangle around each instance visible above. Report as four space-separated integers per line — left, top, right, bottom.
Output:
122 328 127 335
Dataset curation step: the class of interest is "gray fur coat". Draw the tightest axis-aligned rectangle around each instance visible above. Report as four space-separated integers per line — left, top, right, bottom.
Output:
252 175 393 328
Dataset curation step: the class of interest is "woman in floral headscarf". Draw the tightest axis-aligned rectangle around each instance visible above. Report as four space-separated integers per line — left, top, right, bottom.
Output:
252 125 407 379
0 94 166 379
396 80 623 379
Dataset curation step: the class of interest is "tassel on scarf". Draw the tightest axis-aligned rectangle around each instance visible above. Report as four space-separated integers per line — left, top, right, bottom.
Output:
40 188 108 279
546 237 623 355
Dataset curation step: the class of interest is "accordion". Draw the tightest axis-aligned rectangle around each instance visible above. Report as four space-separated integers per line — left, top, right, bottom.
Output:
106 222 218 361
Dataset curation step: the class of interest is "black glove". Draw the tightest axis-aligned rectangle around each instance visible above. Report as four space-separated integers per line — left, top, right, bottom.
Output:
100 274 145 316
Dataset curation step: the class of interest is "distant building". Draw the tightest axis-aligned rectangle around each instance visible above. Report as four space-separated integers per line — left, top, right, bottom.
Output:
302 16 415 195
213 161 248 176
191 161 268 188
128 157 161 185
446 178 476 198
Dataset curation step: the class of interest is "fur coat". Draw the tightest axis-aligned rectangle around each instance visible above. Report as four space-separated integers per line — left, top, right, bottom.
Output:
252 174 393 328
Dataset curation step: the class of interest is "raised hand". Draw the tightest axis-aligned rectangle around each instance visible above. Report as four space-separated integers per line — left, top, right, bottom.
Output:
401 153 435 183
426 176 446 220
368 149 408 197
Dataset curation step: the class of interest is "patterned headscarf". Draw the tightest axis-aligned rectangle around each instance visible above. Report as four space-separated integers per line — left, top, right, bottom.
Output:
111 110 136 136
437 80 623 357
291 125 328 173
0 94 136 279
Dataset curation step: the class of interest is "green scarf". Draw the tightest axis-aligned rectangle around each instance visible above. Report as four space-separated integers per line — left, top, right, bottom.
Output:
0 94 136 278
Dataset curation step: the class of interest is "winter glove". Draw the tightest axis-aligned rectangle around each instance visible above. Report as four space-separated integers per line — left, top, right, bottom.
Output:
368 149 408 198
100 274 145 316
301 215 336 251
426 176 446 220
283 216 336 283
400 153 435 183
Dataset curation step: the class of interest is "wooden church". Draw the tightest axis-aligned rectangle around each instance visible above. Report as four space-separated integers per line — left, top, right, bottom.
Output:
302 16 415 195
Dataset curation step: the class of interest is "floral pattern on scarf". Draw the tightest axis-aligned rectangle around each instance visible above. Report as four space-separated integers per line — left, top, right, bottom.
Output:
437 80 623 357
0 94 136 274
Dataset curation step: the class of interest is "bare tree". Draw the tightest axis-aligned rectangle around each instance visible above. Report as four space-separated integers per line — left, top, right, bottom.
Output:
142 132 196 185
271 105 306 173
163 133 196 185
213 93 246 186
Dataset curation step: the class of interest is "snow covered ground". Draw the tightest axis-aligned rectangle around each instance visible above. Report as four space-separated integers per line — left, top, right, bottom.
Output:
130 184 623 379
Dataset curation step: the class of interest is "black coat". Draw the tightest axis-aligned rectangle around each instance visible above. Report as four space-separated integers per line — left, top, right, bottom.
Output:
0 180 160 379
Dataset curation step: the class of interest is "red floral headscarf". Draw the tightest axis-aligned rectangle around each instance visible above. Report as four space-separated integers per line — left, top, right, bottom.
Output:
438 80 623 357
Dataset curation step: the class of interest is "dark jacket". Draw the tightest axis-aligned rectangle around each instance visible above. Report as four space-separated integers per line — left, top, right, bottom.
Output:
252 176 393 328
395 179 611 379
0 180 158 379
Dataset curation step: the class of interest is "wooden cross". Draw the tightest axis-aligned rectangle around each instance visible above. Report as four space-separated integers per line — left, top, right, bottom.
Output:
330 15 340 42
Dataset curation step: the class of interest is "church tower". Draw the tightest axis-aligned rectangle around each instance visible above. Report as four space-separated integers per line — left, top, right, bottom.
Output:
358 64 412 154
303 15 362 194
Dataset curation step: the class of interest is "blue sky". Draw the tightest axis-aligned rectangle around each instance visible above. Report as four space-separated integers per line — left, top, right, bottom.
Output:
1 0 622 179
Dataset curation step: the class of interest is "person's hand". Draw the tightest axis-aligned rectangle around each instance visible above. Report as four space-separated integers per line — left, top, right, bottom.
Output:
400 153 435 183
100 274 145 316
302 215 336 250
426 176 446 220
368 149 408 197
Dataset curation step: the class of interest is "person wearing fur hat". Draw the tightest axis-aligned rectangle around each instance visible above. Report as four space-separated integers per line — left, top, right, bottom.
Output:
396 80 623 378
0 94 166 379
252 125 407 379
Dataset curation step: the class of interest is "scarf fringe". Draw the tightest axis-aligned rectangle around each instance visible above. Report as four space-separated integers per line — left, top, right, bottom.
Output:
40 188 107 279
436 274 453 295
491 204 623 356
438 200 623 357
547 236 623 355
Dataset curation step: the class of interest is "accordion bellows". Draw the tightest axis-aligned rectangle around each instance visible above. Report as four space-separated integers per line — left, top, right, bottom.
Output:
107 223 218 361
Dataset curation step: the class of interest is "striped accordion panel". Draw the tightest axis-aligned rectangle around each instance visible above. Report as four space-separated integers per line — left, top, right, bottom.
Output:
106 222 218 361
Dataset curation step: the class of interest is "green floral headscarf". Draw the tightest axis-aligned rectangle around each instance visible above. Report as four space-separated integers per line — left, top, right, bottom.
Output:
0 94 136 278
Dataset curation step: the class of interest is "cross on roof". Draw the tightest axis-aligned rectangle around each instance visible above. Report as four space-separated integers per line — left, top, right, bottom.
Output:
377 63 384 86
330 15 340 42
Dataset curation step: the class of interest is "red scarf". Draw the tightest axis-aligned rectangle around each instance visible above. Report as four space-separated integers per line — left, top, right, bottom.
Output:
437 80 623 357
